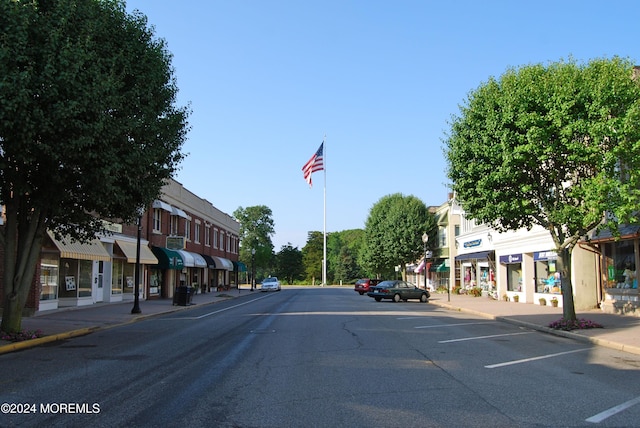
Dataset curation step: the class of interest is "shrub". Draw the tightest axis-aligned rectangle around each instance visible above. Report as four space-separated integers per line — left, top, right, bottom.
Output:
1 329 44 342
548 318 603 331
468 287 483 297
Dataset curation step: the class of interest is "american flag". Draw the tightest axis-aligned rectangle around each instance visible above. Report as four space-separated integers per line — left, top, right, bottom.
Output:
302 142 324 187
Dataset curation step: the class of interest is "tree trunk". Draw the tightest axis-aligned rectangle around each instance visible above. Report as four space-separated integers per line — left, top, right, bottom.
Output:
557 247 577 322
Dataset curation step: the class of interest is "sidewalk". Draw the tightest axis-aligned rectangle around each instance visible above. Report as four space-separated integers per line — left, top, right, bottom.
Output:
2 288 640 356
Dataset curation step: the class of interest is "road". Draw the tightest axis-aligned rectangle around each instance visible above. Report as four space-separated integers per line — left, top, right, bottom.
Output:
2 287 640 427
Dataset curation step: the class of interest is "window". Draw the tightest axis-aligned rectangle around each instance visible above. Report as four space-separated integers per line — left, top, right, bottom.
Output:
438 226 447 247
205 225 211 246
185 219 191 241
112 260 123 294
170 215 179 235
213 229 219 249
153 208 162 232
194 221 201 244
506 264 522 292
219 230 224 250
40 261 59 301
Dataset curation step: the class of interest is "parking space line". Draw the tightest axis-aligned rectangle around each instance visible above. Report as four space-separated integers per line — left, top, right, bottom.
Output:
439 331 532 343
485 348 590 369
586 395 640 423
414 321 494 329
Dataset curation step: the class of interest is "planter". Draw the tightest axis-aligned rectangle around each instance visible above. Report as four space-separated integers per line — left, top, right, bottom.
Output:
539 298 547 306
551 300 558 307
513 295 519 302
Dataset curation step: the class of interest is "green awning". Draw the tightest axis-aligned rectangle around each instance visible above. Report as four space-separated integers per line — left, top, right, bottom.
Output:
436 264 450 272
233 261 247 272
151 246 184 270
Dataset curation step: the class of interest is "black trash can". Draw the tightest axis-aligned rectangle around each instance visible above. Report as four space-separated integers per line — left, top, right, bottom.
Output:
173 286 192 306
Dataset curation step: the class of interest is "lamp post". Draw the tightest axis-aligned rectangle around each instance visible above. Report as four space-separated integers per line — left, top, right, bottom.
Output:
131 207 144 314
422 233 429 292
251 248 256 291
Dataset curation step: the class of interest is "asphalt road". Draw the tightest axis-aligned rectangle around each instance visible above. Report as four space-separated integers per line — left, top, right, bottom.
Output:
2 287 640 427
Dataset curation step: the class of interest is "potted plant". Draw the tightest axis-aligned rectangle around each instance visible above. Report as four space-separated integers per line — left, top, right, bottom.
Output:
539 297 547 306
550 297 559 307
513 294 519 302
503 294 509 302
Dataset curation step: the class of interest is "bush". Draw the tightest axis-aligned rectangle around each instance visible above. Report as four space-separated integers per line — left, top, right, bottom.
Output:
468 287 483 297
1 329 44 342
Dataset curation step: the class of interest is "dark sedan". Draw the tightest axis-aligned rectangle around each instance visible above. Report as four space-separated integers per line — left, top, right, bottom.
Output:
367 280 430 303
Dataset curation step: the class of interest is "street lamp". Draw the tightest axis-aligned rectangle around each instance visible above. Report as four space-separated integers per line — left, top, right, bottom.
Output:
131 207 144 314
251 248 256 291
422 233 429 292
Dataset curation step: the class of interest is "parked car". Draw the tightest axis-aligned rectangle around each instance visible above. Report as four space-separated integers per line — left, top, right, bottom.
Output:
367 280 430 303
354 278 382 295
260 277 281 292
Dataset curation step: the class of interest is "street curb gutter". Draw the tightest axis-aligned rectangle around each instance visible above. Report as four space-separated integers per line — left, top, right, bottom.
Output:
431 301 640 357
0 298 224 355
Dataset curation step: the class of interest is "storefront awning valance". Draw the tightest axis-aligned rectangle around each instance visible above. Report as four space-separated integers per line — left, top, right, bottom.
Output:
115 240 158 265
436 263 450 272
171 206 189 219
589 225 640 243
200 254 216 268
233 261 247 272
47 232 111 261
176 250 207 268
152 200 172 212
455 250 493 261
211 256 234 271
151 246 184 270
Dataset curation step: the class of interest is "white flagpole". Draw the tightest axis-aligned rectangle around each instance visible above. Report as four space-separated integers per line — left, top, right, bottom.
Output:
322 134 327 287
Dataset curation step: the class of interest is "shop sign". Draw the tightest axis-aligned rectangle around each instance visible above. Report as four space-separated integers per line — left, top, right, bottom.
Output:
499 254 522 264
166 236 185 250
534 251 557 261
463 239 482 248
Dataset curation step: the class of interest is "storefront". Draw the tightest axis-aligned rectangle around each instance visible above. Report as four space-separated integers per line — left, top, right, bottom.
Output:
590 226 640 315
112 239 158 301
150 246 185 298
500 254 523 292
41 232 112 309
454 249 495 292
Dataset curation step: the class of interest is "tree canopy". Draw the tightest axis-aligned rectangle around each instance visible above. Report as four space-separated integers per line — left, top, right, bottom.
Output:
444 57 640 320
363 193 436 278
234 205 275 275
0 0 189 332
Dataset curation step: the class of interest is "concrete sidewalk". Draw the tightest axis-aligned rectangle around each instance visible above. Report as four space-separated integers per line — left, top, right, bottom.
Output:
2 287 640 356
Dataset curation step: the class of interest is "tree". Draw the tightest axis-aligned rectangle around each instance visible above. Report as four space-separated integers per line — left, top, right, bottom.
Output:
363 194 437 279
328 230 366 283
233 205 275 278
0 0 189 333
444 57 640 322
275 244 303 284
302 231 324 284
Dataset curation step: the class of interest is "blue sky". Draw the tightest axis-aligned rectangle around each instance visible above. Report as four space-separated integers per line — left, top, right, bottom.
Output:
125 0 639 250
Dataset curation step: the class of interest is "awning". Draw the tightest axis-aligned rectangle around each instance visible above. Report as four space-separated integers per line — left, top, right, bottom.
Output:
176 250 207 268
233 261 247 272
211 256 234 271
171 206 188 219
115 240 158 265
589 225 640 243
436 264 450 272
151 246 184 270
152 200 172 212
429 259 445 272
47 232 111 261
413 259 426 273
200 254 216 269
455 250 493 261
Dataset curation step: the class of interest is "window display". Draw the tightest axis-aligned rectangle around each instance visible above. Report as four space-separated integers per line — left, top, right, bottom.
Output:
40 262 59 301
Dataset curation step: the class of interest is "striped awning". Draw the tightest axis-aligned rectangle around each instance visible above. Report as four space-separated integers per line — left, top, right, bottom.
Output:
47 232 111 261
115 240 159 265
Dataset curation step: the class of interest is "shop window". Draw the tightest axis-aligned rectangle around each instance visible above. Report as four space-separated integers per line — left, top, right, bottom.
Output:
153 208 162 232
535 259 560 293
606 240 636 289
112 260 123 294
40 262 59 301
506 263 522 291
78 260 92 298
123 262 134 294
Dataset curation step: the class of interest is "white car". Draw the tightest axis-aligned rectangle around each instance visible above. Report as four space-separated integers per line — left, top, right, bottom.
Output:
260 277 281 292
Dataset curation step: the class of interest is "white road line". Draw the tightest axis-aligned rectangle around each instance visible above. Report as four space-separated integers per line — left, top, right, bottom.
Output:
485 348 590 369
414 321 494 329
166 294 273 320
586 396 640 423
439 331 533 343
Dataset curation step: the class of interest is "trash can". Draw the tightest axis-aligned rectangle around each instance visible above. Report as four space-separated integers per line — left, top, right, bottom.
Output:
173 286 192 306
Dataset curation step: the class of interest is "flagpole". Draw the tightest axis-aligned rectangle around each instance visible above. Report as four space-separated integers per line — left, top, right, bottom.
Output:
323 135 327 287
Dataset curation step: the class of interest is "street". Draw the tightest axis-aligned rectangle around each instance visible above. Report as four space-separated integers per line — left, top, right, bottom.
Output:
2 287 640 427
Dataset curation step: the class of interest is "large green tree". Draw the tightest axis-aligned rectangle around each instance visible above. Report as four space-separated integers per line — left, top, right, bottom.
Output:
363 194 437 279
275 244 303 284
445 57 640 322
0 0 189 332
302 231 324 284
234 205 275 280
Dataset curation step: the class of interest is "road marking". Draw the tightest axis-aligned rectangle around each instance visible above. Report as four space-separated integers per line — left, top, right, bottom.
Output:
168 294 274 320
485 348 590 369
586 396 640 423
439 331 533 343
414 321 494 329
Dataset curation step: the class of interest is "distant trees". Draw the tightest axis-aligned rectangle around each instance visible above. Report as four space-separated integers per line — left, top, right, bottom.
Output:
363 194 437 280
233 205 275 280
275 244 303 284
